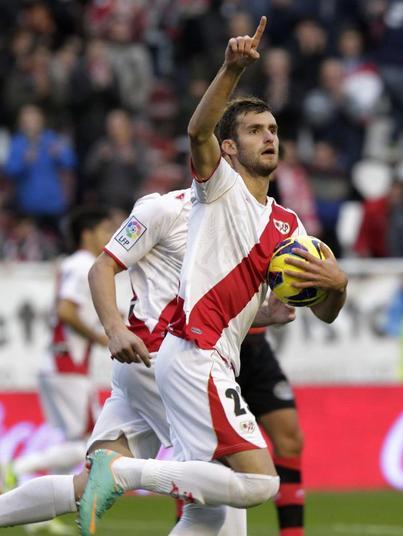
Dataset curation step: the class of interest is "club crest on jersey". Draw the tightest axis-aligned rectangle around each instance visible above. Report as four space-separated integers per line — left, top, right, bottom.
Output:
115 216 146 251
240 420 256 434
273 219 290 234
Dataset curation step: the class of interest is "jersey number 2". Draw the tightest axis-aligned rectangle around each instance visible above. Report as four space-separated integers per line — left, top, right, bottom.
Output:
225 388 247 416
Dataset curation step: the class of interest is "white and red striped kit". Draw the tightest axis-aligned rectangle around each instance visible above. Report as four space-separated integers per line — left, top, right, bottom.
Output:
156 157 306 461
88 189 191 457
39 250 101 440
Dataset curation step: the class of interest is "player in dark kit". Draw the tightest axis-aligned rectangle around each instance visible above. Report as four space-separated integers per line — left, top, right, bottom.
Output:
239 328 304 536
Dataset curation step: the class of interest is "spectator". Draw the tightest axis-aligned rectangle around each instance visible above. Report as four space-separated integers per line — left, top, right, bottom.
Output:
388 177 403 257
2 44 60 126
261 47 302 137
290 17 327 94
106 13 153 114
0 214 59 261
306 141 350 256
50 37 81 128
354 175 403 258
69 38 120 165
275 138 322 236
0 0 399 261
337 26 383 126
4 104 76 232
303 58 365 168
369 0 403 143
84 109 147 212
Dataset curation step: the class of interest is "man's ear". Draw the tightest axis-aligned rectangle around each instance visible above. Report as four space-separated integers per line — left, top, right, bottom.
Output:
221 139 237 156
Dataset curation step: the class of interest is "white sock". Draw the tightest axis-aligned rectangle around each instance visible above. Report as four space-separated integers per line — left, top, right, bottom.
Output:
0 475 76 526
218 506 247 535
111 457 279 508
170 503 226 535
14 441 86 476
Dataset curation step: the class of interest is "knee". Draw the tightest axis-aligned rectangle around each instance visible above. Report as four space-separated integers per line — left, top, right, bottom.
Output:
246 475 280 506
274 429 304 458
238 474 280 508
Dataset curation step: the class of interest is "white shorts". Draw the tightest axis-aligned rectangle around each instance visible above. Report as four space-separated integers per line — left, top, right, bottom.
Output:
38 372 97 440
87 356 171 459
155 333 266 462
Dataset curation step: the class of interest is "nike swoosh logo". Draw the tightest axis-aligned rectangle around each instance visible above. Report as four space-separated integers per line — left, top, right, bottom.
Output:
90 494 97 534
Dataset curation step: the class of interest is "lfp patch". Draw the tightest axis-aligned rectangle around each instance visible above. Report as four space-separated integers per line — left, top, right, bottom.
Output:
114 216 146 251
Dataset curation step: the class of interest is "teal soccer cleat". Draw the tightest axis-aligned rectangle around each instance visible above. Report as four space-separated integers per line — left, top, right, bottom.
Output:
78 449 124 535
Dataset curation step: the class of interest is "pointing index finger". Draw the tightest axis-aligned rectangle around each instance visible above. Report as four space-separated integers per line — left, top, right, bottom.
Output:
252 16 267 47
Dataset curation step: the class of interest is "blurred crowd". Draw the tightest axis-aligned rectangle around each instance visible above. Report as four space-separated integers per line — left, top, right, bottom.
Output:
0 0 402 261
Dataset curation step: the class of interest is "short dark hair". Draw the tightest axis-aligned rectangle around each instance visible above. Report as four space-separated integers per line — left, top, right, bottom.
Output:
216 97 272 143
65 206 110 249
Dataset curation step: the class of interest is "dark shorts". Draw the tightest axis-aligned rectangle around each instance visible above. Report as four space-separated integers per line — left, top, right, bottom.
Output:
238 332 296 418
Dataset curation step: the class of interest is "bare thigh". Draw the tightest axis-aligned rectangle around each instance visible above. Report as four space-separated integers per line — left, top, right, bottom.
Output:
222 447 277 476
87 434 133 457
259 408 304 457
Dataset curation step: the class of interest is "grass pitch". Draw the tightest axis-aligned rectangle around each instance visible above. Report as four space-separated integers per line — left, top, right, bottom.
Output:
2 491 402 535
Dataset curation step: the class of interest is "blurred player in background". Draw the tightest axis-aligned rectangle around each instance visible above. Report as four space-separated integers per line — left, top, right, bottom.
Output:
0 206 112 534
79 16 347 536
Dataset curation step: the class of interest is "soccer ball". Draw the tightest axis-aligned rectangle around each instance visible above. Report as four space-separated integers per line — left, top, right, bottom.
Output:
268 235 330 307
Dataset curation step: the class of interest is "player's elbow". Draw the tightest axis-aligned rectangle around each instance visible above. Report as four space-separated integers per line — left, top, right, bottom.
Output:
88 253 121 288
57 299 77 325
187 122 209 144
88 259 100 290
313 308 339 324
313 301 345 324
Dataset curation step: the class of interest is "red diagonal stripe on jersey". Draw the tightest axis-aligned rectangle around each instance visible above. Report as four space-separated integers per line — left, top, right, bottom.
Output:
170 205 298 349
128 297 178 352
52 322 92 374
208 373 260 459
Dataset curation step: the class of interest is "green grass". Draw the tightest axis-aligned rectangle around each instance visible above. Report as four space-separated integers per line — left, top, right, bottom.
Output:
2 491 403 535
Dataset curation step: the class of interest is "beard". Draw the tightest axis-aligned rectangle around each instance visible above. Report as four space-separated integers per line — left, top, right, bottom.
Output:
237 147 278 177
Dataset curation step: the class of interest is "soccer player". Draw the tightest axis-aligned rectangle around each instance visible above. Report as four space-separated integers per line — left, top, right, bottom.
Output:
178 329 305 536
0 207 112 533
176 330 304 536
79 16 347 535
0 189 293 535
238 331 305 536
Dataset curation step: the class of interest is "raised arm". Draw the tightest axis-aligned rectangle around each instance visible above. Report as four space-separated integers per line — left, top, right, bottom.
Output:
88 252 151 367
188 16 267 180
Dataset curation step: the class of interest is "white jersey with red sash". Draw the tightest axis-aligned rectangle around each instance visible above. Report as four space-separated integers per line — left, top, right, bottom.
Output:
42 250 99 375
104 189 191 350
170 157 306 375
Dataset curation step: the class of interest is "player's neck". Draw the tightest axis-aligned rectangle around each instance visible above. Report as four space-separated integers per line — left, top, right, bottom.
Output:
242 174 270 205
229 159 271 205
79 242 98 257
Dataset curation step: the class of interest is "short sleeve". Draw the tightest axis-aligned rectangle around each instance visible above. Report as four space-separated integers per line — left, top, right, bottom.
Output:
104 194 177 268
192 157 238 204
58 262 88 306
291 215 308 238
